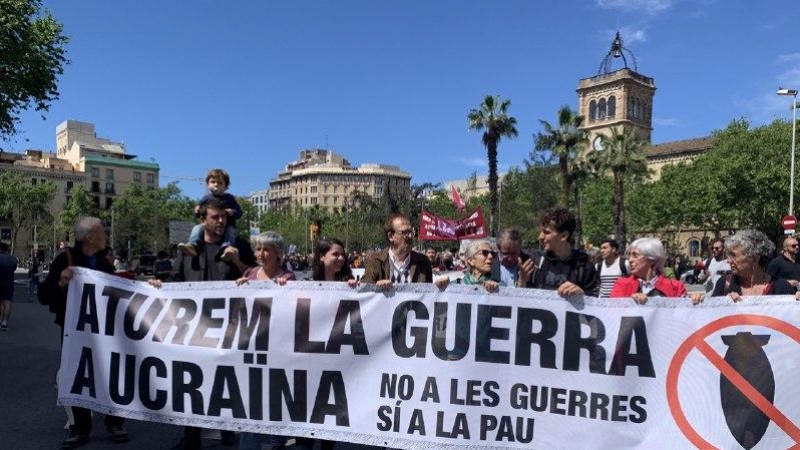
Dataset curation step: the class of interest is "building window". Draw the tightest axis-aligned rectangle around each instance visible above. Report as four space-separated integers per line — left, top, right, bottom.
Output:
608 96 616 118
31 178 37 185
133 172 141 182
589 100 597 121
688 239 701 258
91 181 100 193
105 182 115 194
106 168 114 179
146 173 155 183
106 197 113 209
91 167 100 177
598 98 607 119
66 181 74 193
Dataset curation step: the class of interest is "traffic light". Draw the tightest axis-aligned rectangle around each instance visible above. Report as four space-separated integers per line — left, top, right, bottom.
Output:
310 220 321 242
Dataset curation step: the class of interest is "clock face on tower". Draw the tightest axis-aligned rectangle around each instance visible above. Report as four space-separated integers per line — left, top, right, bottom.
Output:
592 136 605 151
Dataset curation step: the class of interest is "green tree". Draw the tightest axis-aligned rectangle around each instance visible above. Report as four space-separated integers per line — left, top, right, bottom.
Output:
58 184 98 241
590 127 649 245
534 105 586 208
0 171 56 253
468 95 518 237
0 0 69 140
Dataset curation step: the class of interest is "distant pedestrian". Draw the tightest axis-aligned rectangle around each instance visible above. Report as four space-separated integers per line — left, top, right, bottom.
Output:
28 257 41 301
0 242 16 331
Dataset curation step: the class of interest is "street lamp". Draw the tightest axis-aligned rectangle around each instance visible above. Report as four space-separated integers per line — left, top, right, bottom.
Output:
778 87 798 216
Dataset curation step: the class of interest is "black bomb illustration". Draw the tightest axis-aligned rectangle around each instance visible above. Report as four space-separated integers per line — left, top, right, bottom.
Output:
720 332 775 449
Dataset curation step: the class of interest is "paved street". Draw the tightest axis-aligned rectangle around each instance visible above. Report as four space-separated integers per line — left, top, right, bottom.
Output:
0 277 375 450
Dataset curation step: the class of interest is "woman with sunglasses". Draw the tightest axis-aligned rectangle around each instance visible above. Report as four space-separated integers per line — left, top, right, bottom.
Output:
461 239 499 293
610 237 687 304
694 229 793 304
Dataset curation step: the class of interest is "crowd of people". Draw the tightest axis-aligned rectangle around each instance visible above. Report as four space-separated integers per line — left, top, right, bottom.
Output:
25 167 800 450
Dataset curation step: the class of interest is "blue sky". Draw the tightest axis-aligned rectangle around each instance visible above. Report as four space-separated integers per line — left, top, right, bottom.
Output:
9 0 800 199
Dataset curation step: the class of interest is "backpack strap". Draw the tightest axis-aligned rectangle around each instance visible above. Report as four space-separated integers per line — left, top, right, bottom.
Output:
619 257 628 276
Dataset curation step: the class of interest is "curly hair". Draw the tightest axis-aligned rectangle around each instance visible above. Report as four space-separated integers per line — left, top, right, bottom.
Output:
725 230 774 270
539 207 576 241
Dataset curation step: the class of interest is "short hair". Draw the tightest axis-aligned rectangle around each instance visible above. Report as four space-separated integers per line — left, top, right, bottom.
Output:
539 207 576 241
311 237 353 282
383 213 409 241
464 239 496 260
498 227 522 247
782 235 798 249
75 217 102 242
600 239 620 251
206 168 231 187
628 237 667 275
251 231 285 256
198 197 228 219
726 229 774 270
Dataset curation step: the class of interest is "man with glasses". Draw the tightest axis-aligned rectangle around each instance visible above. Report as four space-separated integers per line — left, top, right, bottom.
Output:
699 238 731 293
766 235 800 291
490 227 534 288
362 213 433 287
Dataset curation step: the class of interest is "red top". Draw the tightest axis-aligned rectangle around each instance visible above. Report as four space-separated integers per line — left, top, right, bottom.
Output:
610 275 687 298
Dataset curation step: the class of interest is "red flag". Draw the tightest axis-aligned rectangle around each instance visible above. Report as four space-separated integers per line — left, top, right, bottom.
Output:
419 209 487 241
450 185 466 213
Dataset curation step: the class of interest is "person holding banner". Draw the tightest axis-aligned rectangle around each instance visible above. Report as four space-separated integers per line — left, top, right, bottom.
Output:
527 208 598 296
490 227 534 288
694 229 794 303
149 198 255 450
361 213 441 288
610 237 687 303
235 231 296 287
37 217 130 449
462 239 500 293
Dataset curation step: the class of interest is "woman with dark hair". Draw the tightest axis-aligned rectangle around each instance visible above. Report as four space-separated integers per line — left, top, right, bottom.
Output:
310 237 356 285
293 237 357 450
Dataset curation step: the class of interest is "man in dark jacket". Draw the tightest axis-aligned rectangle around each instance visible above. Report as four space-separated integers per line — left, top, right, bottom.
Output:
150 198 255 450
526 208 598 297
490 227 534 288
38 217 128 449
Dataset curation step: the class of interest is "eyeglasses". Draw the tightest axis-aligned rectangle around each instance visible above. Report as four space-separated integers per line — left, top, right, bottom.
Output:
393 229 413 236
477 250 497 258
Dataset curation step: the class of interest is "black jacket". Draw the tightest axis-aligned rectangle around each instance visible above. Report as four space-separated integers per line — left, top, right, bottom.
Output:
39 245 115 327
169 237 256 282
529 249 598 296
490 251 530 285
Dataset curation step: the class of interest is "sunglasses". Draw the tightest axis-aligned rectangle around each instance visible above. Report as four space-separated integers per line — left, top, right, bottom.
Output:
477 249 497 258
788 244 799 249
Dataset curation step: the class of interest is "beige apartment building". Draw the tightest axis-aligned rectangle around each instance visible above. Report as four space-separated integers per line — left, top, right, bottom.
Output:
268 148 411 212
0 120 159 258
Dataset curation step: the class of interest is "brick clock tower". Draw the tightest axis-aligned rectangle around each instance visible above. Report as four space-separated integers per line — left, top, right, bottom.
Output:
577 32 656 152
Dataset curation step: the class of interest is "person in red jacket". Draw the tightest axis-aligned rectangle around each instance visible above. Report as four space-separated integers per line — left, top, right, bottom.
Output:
610 237 687 303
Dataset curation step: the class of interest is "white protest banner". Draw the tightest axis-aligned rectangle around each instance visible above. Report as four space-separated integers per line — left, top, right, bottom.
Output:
59 268 800 449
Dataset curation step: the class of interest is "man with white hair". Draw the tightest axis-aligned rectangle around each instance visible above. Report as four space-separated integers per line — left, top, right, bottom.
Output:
38 216 129 449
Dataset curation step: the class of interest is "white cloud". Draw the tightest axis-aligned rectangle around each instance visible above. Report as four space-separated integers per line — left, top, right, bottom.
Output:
596 0 673 14
617 27 647 44
456 156 487 168
735 92 794 124
654 117 679 127
778 68 800 87
778 53 800 64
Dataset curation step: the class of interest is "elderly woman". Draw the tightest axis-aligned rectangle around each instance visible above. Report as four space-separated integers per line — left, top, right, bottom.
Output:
695 230 793 303
462 239 499 292
610 237 687 303
236 231 295 286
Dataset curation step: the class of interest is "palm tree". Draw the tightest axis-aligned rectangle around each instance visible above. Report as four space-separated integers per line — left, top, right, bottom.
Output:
468 95 518 236
589 127 649 246
534 105 587 208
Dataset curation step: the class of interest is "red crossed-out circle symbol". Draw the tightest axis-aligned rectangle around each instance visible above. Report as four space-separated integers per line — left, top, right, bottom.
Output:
667 314 800 449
